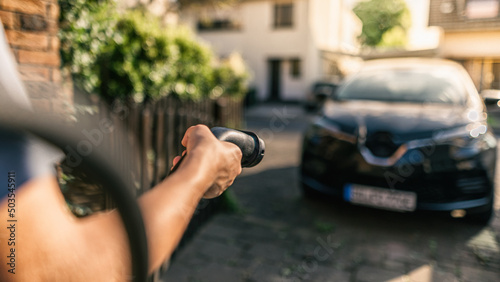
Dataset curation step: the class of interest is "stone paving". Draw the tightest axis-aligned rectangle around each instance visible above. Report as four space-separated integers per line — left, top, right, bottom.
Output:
161 103 500 282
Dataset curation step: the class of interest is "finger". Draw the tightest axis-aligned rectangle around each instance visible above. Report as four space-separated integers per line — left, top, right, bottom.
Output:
172 156 182 168
181 124 211 147
181 126 195 148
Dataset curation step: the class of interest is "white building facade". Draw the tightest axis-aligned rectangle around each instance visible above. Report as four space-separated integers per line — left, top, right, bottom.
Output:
180 0 362 101
429 0 500 91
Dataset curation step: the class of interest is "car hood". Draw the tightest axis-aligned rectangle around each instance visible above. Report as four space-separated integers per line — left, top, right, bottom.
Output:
321 100 479 142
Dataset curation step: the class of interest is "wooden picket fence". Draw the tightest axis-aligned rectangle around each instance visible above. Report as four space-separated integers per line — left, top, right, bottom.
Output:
128 95 243 192
60 94 243 279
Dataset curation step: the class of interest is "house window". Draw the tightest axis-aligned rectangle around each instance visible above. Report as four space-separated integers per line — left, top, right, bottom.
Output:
274 3 293 28
197 19 241 31
290 58 301 78
465 0 499 19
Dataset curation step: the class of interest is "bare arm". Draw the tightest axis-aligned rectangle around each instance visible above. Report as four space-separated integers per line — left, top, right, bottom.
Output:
0 125 242 281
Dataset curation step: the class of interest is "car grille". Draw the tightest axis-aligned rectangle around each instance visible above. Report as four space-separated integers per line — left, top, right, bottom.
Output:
365 132 399 158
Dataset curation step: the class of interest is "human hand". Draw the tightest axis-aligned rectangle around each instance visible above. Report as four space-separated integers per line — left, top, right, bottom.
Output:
172 125 242 198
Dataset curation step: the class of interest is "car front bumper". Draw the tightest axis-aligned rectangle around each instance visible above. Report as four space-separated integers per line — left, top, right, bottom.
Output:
300 175 493 212
300 131 497 213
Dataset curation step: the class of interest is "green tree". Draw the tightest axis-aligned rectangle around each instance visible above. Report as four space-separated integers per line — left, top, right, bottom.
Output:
353 0 411 47
59 0 249 103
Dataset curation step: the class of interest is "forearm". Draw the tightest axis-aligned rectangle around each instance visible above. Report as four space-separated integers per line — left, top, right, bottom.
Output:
80 154 211 277
138 155 209 272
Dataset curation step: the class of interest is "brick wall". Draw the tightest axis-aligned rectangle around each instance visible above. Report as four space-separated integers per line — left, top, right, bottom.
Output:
0 0 72 115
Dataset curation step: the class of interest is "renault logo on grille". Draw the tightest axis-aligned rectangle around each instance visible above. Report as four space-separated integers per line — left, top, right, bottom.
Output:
366 132 398 158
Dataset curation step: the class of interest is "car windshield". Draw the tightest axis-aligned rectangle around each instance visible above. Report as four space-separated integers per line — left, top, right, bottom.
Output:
336 68 467 105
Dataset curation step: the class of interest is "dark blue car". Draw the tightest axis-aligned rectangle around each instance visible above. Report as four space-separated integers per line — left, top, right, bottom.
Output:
300 58 497 224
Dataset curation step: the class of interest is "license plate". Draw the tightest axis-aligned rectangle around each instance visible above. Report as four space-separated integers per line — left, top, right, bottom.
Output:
344 184 417 212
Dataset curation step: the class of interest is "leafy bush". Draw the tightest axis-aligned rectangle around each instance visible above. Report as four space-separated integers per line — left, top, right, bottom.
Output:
59 0 249 102
59 0 117 96
210 53 249 99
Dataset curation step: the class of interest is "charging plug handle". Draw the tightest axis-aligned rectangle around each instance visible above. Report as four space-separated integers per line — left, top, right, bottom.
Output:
210 127 265 167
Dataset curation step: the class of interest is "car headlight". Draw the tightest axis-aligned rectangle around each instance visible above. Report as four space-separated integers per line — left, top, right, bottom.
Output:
433 123 490 160
449 136 482 160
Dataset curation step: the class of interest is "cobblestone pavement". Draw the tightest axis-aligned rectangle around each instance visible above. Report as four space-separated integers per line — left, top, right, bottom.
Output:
161 103 500 282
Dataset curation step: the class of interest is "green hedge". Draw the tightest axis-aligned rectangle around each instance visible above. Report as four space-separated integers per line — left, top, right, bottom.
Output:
59 0 248 103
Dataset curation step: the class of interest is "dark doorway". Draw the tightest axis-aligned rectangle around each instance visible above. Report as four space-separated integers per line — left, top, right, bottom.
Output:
268 59 282 101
